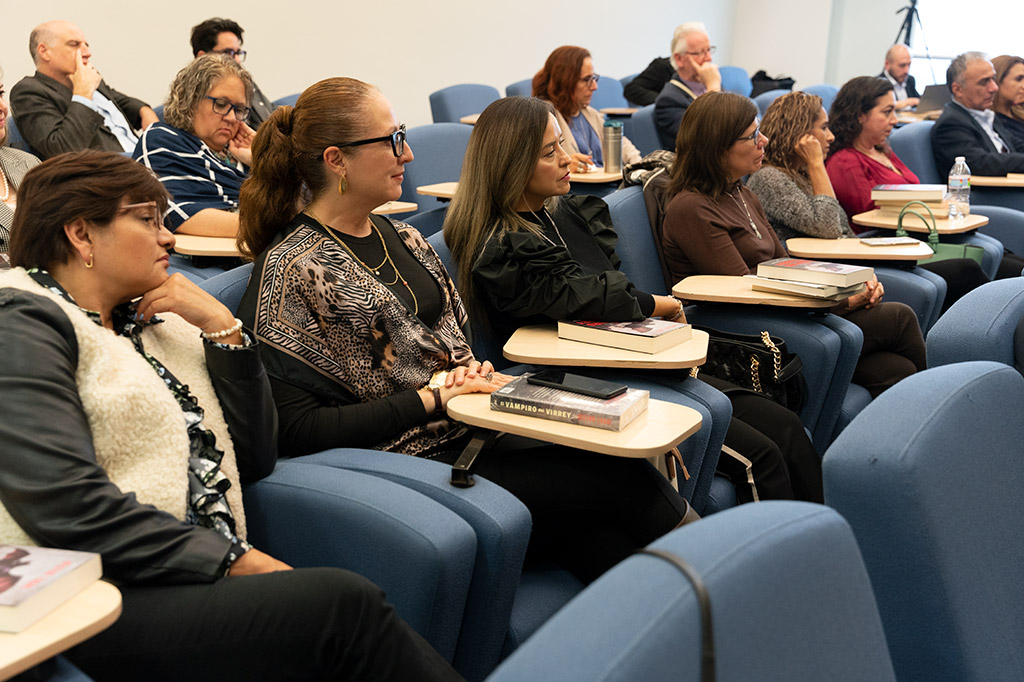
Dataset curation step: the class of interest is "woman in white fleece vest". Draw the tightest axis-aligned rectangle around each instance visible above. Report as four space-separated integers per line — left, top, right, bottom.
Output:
0 151 462 682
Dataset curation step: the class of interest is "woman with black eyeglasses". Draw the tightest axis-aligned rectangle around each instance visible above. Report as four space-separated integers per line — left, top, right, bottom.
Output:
533 46 642 172
236 77 694 586
133 54 254 237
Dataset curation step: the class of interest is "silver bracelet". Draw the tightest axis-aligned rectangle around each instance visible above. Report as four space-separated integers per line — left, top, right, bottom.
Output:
667 298 685 321
201 317 243 340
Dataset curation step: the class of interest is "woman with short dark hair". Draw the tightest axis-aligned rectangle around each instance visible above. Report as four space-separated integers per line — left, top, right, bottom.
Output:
0 150 463 682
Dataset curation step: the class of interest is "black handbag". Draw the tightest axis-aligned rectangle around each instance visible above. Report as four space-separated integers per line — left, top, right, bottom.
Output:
691 326 807 413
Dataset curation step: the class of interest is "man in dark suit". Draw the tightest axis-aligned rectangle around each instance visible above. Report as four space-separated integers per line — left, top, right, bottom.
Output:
931 51 1024 177
653 22 721 150
880 44 920 110
10 20 158 159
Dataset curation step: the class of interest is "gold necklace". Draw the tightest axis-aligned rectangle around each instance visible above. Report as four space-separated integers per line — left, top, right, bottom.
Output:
306 209 419 315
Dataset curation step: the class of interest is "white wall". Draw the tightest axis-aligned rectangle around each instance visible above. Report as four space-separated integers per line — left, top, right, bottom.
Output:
730 0 833 89
824 0 908 86
2 1 736 128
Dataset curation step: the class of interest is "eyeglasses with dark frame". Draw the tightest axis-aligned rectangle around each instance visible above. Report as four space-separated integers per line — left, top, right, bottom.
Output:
735 123 762 144
205 96 251 121
333 124 407 158
212 48 247 62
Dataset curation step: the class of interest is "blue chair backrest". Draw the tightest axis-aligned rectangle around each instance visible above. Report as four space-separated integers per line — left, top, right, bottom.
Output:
5 116 40 156
425 230 506 366
887 121 941 184
801 83 839 112
589 76 627 110
971 204 1024 254
824 361 1024 682
272 93 301 108
404 206 448 238
604 185 668 294
429 84 501 124
198 262 255 313
505 79 532 98
153 104 165 123
754 88 790 117
622 104 663 155
399 123 473 212
720 66 753 97
926 278 1024 368
488 501 897 682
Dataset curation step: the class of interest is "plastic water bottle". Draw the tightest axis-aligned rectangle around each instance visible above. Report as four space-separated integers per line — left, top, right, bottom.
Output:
947 156 971 226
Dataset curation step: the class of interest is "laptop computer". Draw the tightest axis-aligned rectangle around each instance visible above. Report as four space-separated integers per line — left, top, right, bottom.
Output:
915 84 952 113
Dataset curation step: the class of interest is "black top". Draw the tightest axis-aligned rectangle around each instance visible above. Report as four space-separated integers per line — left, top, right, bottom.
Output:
623 57 675 106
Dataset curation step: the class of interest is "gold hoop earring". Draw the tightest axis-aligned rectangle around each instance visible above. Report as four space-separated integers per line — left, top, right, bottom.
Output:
84 253 94 269
338 175 348 195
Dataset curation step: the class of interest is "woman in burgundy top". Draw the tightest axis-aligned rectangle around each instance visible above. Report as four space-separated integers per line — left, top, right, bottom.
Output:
660 91 925 398
826 76 1014 289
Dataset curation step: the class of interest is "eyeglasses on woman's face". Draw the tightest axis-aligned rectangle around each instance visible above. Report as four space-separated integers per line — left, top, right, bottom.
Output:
334 124 407 158
205 96 251 121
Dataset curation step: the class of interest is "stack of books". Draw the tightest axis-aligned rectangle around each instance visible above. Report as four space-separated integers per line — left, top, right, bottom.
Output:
745 258 873 300
490 374 649 432
557 318 691 354
870 184 947 217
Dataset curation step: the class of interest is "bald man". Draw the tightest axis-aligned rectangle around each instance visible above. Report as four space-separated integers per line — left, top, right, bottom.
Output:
10 21 158 159
880 44 920 110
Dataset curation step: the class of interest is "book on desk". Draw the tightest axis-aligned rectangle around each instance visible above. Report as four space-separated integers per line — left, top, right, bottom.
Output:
744 275 866 300
490 374 648 431
0 545 101 632
870 184 946 202
756 258 873 287
557 318 691 354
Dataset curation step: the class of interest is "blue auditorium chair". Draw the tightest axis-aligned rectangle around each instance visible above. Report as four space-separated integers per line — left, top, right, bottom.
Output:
824 361 1024 682
487 501 898 682
505 79 532 98
271 93 300 108
621 104 663 155
404 205 448 237
167 253 225 282
754 88 790 117
971 204 1024 254
5 116 40 156
588 76 627 111
925 278 1024 368
429 84 501 124
398 123 473 212
619 73 640 106
801 83 839 111
720 65 753 97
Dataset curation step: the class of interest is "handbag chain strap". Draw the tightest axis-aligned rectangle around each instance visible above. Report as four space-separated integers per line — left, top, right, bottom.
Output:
750 331 782 392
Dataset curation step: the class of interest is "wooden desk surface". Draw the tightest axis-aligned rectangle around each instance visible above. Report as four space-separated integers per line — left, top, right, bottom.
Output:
503 325 708 369
851 209 988 233
374 200 419 215
173 234 241 257
417 182 459 199
672 275 836 308
0 581 121 681
459 114 480 125
785 237 934 261
447 394 702 458
895 109 941 124
568 169 621 184
971 175 1024 187
599 107 637 116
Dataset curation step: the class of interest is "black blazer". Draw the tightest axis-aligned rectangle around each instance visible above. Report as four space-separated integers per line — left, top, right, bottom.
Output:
624 57 674 106
879 71 920 99
10 70 149 159
931 101 1024 176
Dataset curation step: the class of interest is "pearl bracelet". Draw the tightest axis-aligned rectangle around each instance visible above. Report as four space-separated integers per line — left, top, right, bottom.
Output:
201 318 243 340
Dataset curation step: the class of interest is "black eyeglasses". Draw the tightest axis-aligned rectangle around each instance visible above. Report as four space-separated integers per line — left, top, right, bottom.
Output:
213 48 246 62
205 96 251 121
736 123 762 143
334 124 407 157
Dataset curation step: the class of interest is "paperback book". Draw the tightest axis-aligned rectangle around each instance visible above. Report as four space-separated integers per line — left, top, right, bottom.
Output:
756 258 873 287
0 545 102 632
870 184 946 202
557 318 692 354
490 374 649 431
744 275 866 300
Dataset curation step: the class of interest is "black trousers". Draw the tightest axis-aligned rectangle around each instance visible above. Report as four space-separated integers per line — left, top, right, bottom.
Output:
715 390 824 505
66 568 464 682
919 257 989 312
443 435 688 585
844 301 927 398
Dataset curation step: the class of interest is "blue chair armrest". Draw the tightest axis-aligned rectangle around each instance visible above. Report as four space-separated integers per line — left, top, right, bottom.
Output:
242 458 477 661
874 266 945 333
927 278 1024 368
297 449 531 681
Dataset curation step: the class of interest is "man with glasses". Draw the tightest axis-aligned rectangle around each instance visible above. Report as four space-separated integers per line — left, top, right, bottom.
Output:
190 18 274 128
11 20 159 159
654 22 722 149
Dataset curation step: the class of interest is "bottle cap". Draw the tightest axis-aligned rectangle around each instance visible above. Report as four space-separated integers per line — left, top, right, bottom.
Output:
603 120 623 128
955 156 965 162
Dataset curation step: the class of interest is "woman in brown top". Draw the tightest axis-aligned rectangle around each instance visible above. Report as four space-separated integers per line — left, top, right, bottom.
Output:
660 91 925 398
